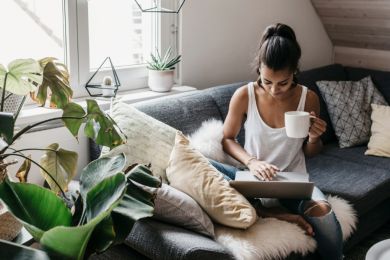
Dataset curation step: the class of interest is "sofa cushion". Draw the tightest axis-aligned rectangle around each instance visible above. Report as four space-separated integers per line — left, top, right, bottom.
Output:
153 183 215 238
316 76 388 148
134 92 222 135
166 132 257 229
306 143 390 215
345 66 390 103
100 102 177 182
125 218 235 260
366 104 390 158
296 64 348 144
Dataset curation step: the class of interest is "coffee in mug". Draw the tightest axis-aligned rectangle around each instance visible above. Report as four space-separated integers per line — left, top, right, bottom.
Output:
285 111 311 138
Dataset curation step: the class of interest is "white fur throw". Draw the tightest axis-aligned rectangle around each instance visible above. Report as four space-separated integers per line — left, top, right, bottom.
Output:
188 119 243 167
189 119 358 259
215 195 357 260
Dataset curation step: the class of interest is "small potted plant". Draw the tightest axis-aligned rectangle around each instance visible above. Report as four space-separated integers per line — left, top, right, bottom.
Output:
147 46 181 92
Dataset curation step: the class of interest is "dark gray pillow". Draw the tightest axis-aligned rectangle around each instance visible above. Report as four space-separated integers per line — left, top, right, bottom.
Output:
153 184 215 238
316 76 388 148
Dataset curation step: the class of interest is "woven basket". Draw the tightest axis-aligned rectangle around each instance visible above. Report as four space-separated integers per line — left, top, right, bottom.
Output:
0 202 23 241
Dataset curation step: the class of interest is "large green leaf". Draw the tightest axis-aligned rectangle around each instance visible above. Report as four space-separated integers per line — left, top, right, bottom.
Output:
62 102 87 138
40 143 78 193
126 164 162 188
40 173 126 260
0 112 14 144
0 240 51 259
0 59 42 95
84 99 124 148
32 57 72 109
111 165 161 239
80 153 126 200
88 216 116 253
0 177 72 240
85 173 126 221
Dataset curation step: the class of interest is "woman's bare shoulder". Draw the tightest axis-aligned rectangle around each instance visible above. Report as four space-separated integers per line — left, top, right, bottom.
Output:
229 84 250 113
304 88 320 113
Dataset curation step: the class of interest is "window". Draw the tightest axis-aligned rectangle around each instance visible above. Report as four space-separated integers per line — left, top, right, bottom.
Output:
0 0 66 65
0 0 179 99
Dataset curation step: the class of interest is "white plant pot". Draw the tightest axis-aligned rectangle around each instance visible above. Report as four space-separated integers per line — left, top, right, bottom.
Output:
148 69 175 92
101 85 116 97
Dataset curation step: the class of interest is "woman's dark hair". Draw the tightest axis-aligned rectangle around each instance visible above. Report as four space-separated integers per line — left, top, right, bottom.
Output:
253 23 301 83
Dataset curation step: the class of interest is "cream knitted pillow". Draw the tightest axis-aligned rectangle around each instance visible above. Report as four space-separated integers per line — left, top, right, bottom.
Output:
365 104 390 158
166 131 257 229
101 102 176 182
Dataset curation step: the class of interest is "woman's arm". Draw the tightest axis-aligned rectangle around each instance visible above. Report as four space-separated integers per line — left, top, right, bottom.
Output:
222 86 254 165
303 91 326 157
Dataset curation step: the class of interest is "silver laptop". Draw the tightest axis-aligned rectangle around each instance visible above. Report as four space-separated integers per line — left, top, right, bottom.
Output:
229 171 314 199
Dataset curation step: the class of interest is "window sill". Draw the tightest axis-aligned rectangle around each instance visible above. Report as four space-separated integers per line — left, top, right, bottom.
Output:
16 85 197 131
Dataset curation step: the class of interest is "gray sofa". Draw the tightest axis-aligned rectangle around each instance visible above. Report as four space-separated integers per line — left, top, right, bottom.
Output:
90 64 390 259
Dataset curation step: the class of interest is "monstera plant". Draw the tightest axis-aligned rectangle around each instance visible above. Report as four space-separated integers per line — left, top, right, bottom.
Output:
0 58 161 259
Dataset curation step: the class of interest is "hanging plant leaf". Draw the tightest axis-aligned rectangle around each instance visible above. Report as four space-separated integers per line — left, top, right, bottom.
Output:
62 102 87 139
0 59 42 96
31 57 72 109
15 155 32 183
0 177 72 240
40 143 78 193
84 99 123 148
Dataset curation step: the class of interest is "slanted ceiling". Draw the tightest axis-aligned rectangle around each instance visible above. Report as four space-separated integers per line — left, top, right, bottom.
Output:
311 0 390 71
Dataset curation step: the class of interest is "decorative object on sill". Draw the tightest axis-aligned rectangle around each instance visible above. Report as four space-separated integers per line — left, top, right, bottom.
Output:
85 57 120 98
133 0 186 13
147 46 181 92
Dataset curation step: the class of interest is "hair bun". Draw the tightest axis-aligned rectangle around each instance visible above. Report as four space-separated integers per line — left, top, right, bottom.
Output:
265 23 297 43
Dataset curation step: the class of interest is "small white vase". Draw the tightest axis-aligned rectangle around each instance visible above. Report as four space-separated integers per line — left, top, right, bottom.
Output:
148 69 175 92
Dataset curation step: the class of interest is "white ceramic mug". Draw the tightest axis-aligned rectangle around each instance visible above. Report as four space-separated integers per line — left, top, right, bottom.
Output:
285 111 311 138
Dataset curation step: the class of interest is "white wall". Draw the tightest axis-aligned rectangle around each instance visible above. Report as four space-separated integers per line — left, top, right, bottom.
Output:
7 127 89 185
179 0 333 89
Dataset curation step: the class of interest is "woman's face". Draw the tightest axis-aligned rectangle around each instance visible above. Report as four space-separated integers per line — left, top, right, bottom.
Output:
259 64 295 99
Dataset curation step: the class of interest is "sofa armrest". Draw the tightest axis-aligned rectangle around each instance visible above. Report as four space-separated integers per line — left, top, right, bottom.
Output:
125 218 235 260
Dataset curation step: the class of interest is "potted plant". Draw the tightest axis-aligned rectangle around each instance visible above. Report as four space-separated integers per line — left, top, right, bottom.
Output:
0 58 161 259
147 46 181 92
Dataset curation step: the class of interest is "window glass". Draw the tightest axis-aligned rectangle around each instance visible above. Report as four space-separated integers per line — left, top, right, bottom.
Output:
0 0 65 65
88 0 152 70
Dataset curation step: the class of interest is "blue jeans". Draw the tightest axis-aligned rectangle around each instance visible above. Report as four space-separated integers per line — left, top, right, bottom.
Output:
209 159 344 260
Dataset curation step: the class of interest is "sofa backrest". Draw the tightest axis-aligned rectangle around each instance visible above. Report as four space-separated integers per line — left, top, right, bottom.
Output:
344 66 390 103
134 90 222 135
134 82 247 146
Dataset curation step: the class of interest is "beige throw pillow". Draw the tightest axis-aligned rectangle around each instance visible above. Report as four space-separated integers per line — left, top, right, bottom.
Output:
365 104 390 158
166 131 257 229
101 102 176 182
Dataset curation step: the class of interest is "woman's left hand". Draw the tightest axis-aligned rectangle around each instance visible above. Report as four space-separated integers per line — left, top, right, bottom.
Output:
308 111 327 142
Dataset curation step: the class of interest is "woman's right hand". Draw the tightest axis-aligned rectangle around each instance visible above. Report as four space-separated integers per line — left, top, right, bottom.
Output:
247 159 280 181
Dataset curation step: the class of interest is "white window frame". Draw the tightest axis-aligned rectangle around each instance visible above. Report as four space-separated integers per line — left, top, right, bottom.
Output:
65 0 178 98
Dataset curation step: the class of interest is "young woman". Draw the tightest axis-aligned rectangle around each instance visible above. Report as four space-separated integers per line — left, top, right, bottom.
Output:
210 23 343 260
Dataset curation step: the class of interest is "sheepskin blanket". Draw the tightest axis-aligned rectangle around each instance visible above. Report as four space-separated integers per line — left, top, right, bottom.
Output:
215 195 357 260
189 119 358 260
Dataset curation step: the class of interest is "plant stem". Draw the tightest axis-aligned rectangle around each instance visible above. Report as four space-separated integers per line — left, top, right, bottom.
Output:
0 115 87 154
0 153 66 197
0 72 8 112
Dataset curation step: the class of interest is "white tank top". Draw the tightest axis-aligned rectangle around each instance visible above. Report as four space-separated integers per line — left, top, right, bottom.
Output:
244 82 308 178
